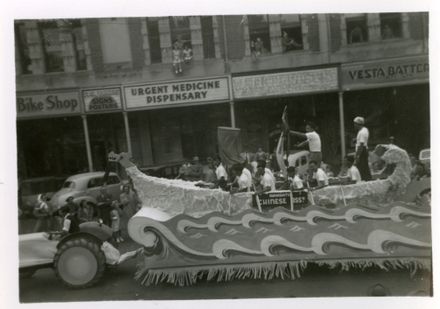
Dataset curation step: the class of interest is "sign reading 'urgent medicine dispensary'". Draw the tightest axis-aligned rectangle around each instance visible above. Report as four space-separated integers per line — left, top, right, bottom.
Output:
341 56 429 90
232 68 339 99
124 77 230 110
16 91 81 118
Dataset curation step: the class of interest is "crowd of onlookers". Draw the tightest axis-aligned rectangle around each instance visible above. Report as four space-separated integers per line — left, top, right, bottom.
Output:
31 182 141 244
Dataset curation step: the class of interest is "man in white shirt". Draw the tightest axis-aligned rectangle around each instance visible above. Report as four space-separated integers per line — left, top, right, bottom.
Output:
256 160 276 192
232 163 252 192
354 116 372 181
215 159 228 181
287 121 322 167
286 166 304 190
214 158 228 190
309 160 328 187
345 156 362 184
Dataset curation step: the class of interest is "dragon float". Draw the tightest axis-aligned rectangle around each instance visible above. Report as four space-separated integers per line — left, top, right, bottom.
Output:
114 148 431 291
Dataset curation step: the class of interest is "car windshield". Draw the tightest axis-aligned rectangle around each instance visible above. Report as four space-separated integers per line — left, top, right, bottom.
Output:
62 181 75 189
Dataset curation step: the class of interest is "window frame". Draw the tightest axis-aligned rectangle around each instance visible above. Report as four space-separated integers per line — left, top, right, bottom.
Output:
15 22 32 74
38 20 65 73
345 14 369 45
247 14 272 55
280 14 303 52
146 17 162 64
379 13 403 40
169 16 192 48
67 19 88 71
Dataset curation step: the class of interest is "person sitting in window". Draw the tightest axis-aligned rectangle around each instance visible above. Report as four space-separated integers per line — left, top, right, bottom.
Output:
172 41 183 74
382 24 394 39
183 44 193 64
281 31 302 52
349 26 365 44
253 37 265 57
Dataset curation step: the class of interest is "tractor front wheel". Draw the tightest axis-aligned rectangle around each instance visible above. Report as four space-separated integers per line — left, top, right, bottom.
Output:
54 238 106 288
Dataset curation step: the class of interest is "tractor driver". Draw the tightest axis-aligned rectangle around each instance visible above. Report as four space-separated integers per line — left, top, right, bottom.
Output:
60 196 80 235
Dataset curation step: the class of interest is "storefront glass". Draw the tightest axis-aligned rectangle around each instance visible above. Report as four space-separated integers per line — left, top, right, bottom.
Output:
236 93 340 165
343 84 430 156
86 113 127 171
128 103 230 167
17 116 87 180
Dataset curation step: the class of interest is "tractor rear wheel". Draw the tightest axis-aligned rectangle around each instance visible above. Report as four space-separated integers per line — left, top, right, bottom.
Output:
54 237 106 288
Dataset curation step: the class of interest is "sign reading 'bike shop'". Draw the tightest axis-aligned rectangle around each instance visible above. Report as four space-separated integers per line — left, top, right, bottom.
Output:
341 56 429 90
82 87 123 113
123 77 230 110
16 90 81 118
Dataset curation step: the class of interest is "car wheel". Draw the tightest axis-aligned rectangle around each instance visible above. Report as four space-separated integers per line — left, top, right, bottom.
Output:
54 237 106 288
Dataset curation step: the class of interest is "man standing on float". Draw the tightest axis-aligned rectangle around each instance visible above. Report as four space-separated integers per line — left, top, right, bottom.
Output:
285 121 322 167
353 116 372 181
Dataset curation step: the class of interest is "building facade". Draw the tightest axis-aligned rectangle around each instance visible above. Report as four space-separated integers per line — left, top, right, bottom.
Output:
15 13 429 180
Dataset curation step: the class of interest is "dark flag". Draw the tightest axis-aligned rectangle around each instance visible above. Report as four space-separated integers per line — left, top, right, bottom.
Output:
217 127 244 166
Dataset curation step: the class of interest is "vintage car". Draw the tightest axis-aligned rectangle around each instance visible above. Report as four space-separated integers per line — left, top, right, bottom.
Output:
49 172 122 210
19 176 66 217
19 222 113 288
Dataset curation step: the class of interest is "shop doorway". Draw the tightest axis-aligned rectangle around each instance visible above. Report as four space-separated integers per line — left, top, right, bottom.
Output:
150 112 183 164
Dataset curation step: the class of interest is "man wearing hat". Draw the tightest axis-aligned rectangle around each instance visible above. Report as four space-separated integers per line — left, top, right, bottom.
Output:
353 116 372 181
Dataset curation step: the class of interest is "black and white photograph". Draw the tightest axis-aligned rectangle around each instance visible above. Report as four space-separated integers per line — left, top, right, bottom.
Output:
1 0 439 308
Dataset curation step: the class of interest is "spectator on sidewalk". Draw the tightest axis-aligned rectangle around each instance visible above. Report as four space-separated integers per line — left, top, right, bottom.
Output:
33 194 52 232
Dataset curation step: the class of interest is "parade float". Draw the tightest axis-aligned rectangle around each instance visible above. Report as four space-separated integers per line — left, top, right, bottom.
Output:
115 147 432 295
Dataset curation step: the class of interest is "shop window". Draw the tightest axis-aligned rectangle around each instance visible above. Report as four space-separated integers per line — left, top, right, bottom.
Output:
248 15 271 56
39 21 64 72
146 17 162 64
280 14 303 52
201 16 216 59
345 14 368 44
169 16 192 48
380 13 402 39
17 117 88 178
88 113 126 171
14 22 32 74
